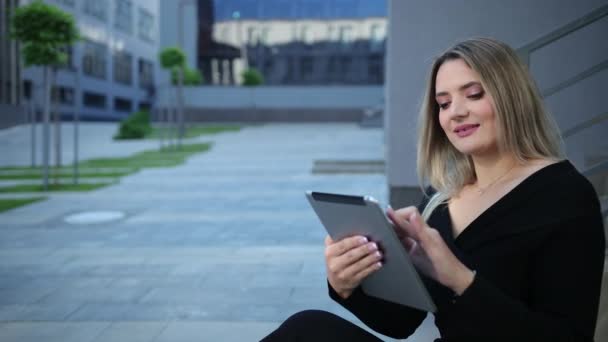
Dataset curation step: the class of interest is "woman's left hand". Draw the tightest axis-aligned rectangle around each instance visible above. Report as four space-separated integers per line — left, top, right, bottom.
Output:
387 206 475 295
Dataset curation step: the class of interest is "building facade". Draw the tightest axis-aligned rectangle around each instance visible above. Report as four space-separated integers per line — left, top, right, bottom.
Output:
0 0 24 128
211 17 387 85
21 0 160 121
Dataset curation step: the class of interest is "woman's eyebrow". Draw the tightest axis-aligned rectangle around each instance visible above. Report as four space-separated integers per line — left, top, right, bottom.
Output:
435 81 481 97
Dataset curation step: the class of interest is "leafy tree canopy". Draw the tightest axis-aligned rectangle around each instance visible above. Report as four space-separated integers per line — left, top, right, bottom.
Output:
10 0 79 67
159 47 186 70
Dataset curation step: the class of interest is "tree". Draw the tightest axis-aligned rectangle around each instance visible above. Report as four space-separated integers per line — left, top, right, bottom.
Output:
159 47 187 147
241 68 264 86
171 67 204 86
10 0 79 190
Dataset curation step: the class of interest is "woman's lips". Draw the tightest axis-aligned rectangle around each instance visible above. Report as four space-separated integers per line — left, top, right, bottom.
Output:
454 124 480 138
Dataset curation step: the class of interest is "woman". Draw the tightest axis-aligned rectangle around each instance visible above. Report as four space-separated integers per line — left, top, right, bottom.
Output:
262 37 605 341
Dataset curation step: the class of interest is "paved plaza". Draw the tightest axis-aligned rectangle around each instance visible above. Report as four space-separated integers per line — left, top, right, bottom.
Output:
0 123 439 341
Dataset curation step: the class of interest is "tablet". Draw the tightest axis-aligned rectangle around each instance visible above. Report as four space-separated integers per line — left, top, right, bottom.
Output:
306 191 436 312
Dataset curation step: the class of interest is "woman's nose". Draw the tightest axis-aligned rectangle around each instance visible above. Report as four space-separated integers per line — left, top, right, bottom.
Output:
449 98 469 119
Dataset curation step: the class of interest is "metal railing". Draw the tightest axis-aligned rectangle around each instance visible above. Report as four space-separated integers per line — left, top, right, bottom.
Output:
517 4 608 65
517 4 608 220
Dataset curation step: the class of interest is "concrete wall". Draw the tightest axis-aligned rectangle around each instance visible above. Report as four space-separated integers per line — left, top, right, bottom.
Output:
386 0 608 206
0 104 25 129
156 85 384 122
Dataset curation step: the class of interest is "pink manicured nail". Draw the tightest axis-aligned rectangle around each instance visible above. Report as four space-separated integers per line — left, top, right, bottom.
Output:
359 236 368 244
368 243 378 251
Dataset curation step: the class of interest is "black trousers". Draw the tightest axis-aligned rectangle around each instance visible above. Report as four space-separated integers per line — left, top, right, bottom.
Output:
261 310 383 342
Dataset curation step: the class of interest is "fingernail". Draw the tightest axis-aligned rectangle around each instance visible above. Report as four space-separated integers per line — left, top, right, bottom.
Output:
359 236 368 244
368 243 378 251
387 205 393 210
374 251 381 258
376 262 382 268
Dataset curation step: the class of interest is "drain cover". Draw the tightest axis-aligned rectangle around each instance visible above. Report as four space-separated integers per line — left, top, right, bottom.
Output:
64 211 126 224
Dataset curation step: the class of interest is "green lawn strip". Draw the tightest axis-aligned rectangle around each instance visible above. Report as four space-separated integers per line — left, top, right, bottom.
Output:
146 125 242 139
0 171 135 180
79 142 212 169
0 166 137 173
0 183 113 193
0 197 47 213
1 142 212 182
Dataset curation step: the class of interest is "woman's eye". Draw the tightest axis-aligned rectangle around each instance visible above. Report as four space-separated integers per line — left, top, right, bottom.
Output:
439 102 450 110
467 91 484 100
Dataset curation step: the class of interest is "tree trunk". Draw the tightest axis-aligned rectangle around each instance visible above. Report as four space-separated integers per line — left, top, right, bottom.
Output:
52 68 61 185
177 68 185 149
42 67 51 190
30 100 36 168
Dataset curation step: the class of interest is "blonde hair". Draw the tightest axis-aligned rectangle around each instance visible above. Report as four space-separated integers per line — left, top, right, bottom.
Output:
418 37 564 219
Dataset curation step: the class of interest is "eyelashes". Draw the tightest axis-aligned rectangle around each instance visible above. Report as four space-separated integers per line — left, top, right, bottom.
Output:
437 91 485 110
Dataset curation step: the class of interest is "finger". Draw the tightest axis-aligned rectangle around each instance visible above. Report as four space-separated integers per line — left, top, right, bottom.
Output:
402 236 417 252
387 207 421 241
351 259 383 283
329 241 379 274
340 249 383 282
324 235 334 247
407 210 432 246
325 235 368 258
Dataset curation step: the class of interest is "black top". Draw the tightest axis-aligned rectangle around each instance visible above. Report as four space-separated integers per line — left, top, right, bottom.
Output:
329 160 606 341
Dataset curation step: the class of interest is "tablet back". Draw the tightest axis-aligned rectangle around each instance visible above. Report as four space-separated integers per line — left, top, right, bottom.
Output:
306 191 436 312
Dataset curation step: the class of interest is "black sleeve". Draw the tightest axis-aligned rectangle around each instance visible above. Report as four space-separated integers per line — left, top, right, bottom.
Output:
328 282 427 339
447 211 605 340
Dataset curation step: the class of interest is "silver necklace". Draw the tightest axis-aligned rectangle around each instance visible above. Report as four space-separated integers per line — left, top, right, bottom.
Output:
476 164 517 194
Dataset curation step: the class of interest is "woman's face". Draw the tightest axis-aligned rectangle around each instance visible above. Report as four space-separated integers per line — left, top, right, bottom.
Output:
435 59 499 157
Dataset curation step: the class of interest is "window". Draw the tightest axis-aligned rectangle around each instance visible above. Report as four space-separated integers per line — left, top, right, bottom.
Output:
368 55 383 84
82 40 107 79
115 0 133 34
301 26 313 44
247 27 258 45
370 24 384 52
139 101 151 111
260 28 270 45
114 97 132 112
23 80 32 100
113 51 133 85
301 56 313 77
52 86 75 105
339 26 353 44
83 0 108 21
58 45 74 70
83 91 106 109
56 0 75 7
138 8 155 42
340 56 352 75
138 58 154 89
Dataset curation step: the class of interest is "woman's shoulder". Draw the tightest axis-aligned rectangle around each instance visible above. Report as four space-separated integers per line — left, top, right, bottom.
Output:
524 159 600 214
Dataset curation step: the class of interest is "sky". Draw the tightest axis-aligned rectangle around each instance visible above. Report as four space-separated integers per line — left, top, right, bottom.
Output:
213 0 387 21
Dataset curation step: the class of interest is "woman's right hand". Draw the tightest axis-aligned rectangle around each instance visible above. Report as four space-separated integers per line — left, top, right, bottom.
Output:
324 235 383 299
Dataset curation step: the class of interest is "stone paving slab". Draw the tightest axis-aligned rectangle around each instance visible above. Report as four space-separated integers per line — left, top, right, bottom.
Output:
91 322 168 342
0 322 110 342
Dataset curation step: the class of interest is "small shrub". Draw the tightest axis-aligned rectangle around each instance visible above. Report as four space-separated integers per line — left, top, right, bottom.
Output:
241 68 264 86
114 110 152 140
